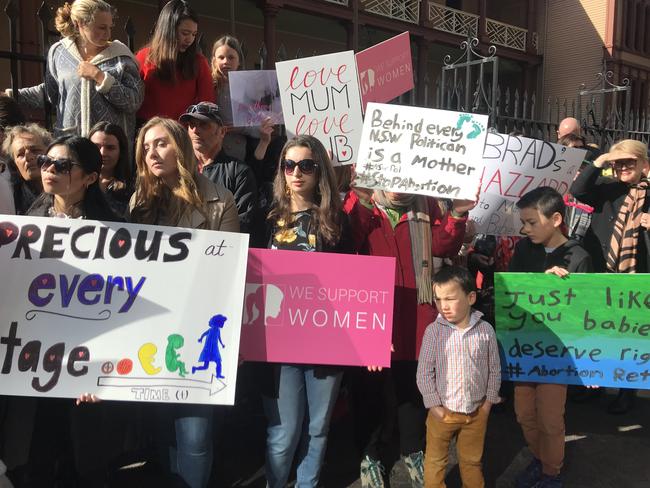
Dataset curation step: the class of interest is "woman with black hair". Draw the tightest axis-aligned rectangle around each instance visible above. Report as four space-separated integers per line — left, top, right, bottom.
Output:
23 135 119 487
89 121 134 217
27 135 117 221
136 0 213 123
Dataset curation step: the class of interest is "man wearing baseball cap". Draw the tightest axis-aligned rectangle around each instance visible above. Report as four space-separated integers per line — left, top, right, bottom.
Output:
180 102 259 239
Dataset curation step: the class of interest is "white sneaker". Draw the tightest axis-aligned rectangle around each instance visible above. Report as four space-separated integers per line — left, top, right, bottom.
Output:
360 455 386 488
402 451 424 488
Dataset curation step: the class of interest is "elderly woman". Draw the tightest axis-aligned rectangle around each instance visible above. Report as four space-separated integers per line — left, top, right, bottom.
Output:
570 138 650 414
6 0 143 143
2 124 52 214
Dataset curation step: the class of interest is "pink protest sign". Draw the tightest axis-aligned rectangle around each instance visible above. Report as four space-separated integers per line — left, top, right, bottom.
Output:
239 249 395 367
356 32 414 111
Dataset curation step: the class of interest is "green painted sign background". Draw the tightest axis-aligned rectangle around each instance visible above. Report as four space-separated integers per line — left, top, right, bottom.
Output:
495 273 650 388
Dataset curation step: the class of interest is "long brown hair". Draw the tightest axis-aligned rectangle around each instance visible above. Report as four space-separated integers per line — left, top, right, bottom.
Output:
268 135 343 246
211 35 244 92
146 0 200 82
131 117 204 225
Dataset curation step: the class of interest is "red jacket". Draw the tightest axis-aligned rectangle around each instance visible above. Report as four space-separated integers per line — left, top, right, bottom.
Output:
343 191 467 361
135 47 214 121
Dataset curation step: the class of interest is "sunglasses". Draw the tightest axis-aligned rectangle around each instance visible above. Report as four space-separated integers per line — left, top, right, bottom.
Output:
281 159 318 175
186 103 220 116
37 155 80 174
612 159 637 170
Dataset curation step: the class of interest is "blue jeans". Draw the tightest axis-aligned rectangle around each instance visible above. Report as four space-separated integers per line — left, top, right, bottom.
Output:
263 365 343 488
156 404 214 488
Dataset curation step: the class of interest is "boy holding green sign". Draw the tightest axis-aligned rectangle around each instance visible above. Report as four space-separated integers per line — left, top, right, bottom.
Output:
508 187 593 488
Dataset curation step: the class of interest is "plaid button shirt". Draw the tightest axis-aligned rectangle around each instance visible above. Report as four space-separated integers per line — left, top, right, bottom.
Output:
416 310 501 414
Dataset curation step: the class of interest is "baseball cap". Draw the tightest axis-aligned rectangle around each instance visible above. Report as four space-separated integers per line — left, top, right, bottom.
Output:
179 102 223 125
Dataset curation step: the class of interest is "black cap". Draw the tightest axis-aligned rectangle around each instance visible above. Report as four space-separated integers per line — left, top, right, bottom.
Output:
179 102 223 125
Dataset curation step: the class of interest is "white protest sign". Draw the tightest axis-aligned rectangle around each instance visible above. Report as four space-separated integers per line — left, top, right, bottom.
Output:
0 216 249 405
276 51 364 165
229 70 284 127
469 132 588 235
355 104 488 200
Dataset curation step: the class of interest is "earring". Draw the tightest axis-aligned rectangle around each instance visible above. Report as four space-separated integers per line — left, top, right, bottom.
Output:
285 185 291 196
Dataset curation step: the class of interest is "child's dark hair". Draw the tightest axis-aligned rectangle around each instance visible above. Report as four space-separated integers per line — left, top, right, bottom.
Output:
432 266 476 294
516 186 565 221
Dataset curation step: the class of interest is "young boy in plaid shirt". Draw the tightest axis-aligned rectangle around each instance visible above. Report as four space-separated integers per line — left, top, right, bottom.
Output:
416 266 501 488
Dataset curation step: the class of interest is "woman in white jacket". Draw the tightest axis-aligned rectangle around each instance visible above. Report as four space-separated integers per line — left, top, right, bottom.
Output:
6 0 143 145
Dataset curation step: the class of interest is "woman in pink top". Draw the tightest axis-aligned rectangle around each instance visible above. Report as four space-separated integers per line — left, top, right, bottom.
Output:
135 0 213 123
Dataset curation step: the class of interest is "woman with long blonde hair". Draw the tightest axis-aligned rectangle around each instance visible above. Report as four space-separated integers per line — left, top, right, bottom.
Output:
131 117 238 231
129 117 238 487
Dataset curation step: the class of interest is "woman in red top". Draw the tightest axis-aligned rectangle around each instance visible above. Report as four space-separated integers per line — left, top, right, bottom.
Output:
135 0 213 123
344 183 476 487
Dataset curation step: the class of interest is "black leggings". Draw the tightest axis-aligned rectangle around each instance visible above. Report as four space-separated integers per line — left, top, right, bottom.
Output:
349 360 427 460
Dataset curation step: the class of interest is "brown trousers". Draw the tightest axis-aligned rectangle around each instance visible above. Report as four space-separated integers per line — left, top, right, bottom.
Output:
514 382 567 476
424 408 488 488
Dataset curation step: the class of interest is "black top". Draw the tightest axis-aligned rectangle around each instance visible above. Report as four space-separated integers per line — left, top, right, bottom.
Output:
570 164 650 272
508 238 594 273
271 210 317 252
11 175 40 215
103 181 134 219
201 150 259 238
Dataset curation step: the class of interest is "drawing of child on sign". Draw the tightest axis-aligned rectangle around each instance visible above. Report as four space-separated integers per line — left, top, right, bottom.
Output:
192 314 227 378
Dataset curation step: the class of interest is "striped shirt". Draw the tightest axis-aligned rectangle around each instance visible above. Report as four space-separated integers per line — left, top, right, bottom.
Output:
416 310 501 414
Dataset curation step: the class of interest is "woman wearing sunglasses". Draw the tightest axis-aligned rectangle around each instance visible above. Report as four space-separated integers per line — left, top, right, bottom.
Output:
27 135 117 221
343 174 476 487
129 117 238 488
6 0 143 144
23 136 117 486
262 135 352 488
136 0 213 124
570 139 650 414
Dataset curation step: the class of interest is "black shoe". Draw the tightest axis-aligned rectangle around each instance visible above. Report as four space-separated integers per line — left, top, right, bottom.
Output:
607 389 635 414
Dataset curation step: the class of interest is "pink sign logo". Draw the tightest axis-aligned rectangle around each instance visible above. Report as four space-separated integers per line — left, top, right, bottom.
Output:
239 249 396 367
243 284 286 327
356 32 414 111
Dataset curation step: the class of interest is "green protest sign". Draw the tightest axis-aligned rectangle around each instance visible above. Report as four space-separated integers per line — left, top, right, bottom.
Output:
495 272 650 388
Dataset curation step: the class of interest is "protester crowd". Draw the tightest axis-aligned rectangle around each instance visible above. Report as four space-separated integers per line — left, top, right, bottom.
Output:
0 1 649 488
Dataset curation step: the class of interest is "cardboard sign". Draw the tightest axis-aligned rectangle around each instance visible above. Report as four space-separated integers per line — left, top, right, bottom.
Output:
276 51 364 165
470 133 588 235
496 273 650 389
0 216 249 405
356 32 414 111
354 103 488 200
228 70 284 127
239 249 395 367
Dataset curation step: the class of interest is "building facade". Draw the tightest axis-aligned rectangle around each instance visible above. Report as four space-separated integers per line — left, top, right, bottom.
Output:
2 0 649 136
